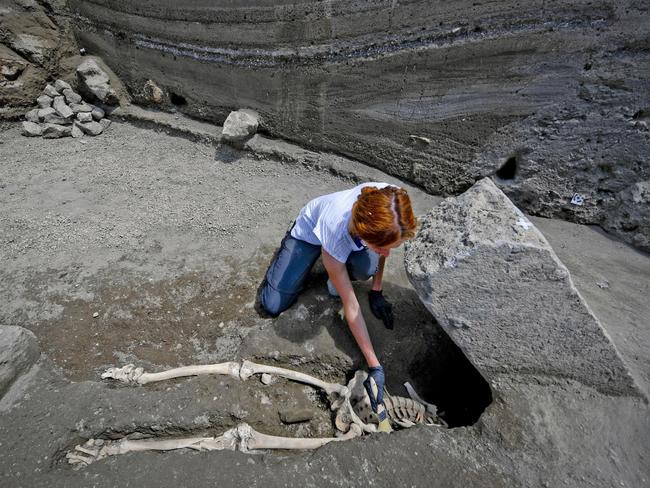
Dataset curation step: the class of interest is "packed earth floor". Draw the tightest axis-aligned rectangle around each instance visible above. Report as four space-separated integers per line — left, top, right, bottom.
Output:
1 120 649 487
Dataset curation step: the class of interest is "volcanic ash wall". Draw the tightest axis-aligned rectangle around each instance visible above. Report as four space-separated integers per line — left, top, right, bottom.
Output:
12 1 650 251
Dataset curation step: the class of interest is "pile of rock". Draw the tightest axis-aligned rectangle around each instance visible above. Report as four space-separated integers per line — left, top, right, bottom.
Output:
21 79 111 139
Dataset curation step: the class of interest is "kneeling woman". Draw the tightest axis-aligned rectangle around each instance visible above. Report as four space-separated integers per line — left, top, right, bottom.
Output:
259 182 418 399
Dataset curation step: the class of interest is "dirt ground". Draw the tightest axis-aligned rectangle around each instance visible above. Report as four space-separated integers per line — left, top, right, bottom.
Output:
1 120 648 487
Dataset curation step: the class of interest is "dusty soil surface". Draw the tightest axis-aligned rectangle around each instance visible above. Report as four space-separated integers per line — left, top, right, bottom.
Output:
1 120 648 487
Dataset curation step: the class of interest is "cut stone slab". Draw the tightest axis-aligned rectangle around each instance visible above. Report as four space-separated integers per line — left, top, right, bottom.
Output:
43 84 59 97
0 325 39 397
62 88 82 105
70 102 92 113
77 121 103 136
36 94 52 108
25 109 40 123
42 123 72 138
53 96 74 118
76 58 118 105
221 109 259 145
404 177 641 397
21 121 42 136
54 79 71 92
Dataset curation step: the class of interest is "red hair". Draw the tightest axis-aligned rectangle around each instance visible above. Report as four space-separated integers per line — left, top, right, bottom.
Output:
350 186 418 247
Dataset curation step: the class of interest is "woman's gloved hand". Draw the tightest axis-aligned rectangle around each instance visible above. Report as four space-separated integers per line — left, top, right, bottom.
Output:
363 365 385 414
368 290 394 329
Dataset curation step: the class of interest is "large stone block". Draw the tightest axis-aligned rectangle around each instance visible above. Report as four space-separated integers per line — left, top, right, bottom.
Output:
404 178 640 397
0 326 39 397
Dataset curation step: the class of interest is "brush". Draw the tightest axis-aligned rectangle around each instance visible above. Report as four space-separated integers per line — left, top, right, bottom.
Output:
367 375 392 433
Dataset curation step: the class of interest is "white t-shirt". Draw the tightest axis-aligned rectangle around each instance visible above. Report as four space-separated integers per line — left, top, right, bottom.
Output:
290 182 393 263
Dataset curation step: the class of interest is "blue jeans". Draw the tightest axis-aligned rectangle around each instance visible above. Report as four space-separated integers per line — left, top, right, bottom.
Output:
260 226 379 317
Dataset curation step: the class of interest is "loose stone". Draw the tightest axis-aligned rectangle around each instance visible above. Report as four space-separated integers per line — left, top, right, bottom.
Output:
70 103 93 113
71 124 84 138
25 109 40 123
76 59 118 104
37 107 56 119
63 88 83 105
0 325 40 397
221 109 259 145
54 79 72 92
53 96 74 119
76 112 93 123
91 106 105 120
21 121 43 137
43 84 60 97
77 121 104 136
99 118 111 131
42 123 72 138
36 95 52 108
279 408 314 424
43 113 72 125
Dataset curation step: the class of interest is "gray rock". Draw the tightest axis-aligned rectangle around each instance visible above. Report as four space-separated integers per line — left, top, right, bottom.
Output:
25 109 40 123
36 94 52 108
0 325 40 397
37 107 55 119
221 109 259 144
70 103 93 113
99 118 111 131
62 88 82 105
54 79 72 92
43 112 72 125
71 124 84 138
76 112 93 123
43 84 59 97
77 121 103 136
42 123 72 138
91 106 105 120
279 408 314 424
76 59 118 104
52 96 74 119
404 177 641 397
21 121 42 137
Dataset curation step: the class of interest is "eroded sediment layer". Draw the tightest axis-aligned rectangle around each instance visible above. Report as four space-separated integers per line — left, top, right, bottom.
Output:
68 0 650 250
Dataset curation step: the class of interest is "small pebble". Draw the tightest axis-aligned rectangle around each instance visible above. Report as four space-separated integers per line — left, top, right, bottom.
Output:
92 312 99 318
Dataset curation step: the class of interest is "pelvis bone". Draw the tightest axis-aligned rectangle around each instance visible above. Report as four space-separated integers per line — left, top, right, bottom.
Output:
68 360 442 468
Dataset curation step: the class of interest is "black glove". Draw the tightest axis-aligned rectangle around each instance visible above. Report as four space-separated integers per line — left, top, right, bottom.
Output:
368 290 394 329
363 365 385 414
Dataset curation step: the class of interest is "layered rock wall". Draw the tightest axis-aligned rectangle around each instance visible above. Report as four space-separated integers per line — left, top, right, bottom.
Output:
67 1 650 250
11 1 650 250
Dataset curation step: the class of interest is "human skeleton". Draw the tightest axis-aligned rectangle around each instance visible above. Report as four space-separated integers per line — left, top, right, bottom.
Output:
67 360 445 469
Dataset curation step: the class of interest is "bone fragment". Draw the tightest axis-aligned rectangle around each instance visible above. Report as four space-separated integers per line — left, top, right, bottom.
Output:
404 381 438 416
408 134 431 144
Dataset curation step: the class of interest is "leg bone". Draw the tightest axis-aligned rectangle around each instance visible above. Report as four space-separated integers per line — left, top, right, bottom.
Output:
101 362 242 385
239 360 348 400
